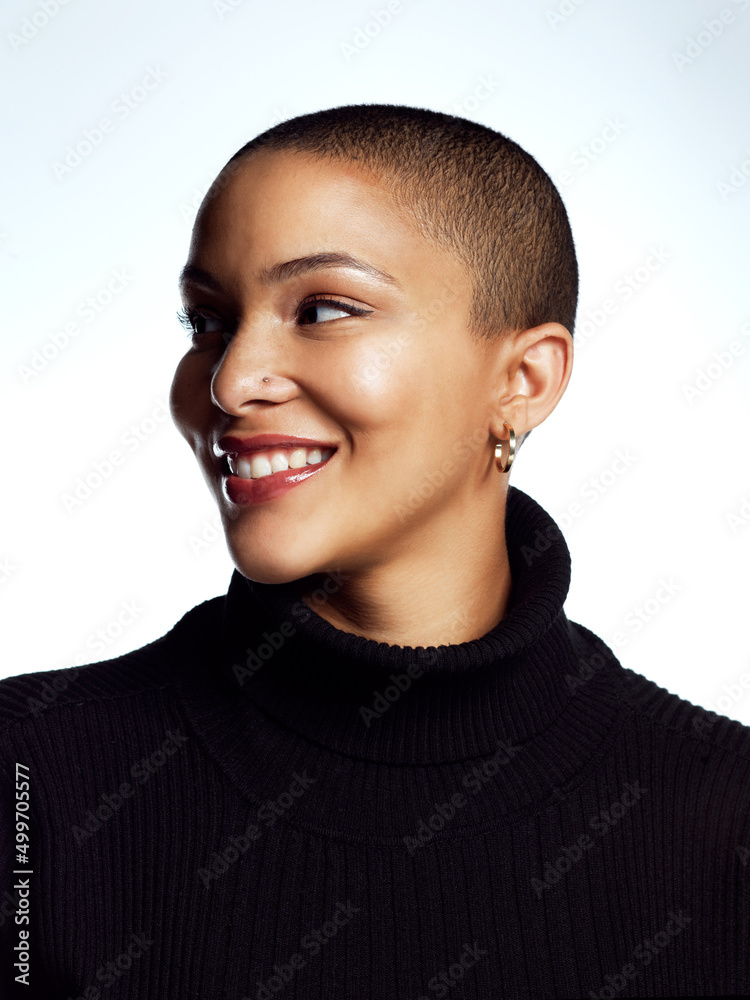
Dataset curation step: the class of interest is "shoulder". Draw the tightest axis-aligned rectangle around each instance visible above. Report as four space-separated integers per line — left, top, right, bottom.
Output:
613 663 750 876
617 659 750 764
568 617 750 759
0 594 224 736
567 618 750 835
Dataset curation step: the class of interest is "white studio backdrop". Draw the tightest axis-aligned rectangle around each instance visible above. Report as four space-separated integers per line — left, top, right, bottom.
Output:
1 0 749 725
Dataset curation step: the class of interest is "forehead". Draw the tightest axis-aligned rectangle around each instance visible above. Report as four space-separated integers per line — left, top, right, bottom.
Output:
197 147 400 227
186 149 469 298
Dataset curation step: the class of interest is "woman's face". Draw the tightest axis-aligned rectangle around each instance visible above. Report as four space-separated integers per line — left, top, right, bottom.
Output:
170 148 507 584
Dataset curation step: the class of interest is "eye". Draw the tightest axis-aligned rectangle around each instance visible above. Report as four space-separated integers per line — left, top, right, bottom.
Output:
176 307 229 340
297 295 372 326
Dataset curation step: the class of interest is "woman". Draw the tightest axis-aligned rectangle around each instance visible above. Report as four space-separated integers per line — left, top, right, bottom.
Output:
2 104 749 999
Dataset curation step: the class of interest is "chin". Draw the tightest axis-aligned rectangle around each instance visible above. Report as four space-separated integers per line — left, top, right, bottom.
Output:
226 534 334 586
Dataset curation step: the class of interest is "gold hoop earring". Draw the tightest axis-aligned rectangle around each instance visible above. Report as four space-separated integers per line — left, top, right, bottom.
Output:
494 424 516 474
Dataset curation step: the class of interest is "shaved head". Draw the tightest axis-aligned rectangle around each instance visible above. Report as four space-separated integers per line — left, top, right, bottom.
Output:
223 103 578 345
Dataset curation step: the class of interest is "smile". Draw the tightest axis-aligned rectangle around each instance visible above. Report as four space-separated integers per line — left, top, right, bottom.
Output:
221 446 336 506
227 446 335 480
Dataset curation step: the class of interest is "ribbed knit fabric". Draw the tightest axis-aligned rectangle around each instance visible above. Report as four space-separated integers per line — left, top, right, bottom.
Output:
2 485 750 999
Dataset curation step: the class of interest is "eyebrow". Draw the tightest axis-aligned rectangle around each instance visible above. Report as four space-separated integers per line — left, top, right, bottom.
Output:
261 252 400 288
178 264 223 292
178 252 401 292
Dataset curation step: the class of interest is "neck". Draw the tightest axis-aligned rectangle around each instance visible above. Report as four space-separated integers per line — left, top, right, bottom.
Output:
176 482 626 837
299 487 512 647
206 485 623 768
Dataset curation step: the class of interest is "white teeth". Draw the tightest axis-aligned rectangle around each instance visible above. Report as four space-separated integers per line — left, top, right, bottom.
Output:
236 456 253 479
250 455 273 479
270 451 289 473
228 446 334 480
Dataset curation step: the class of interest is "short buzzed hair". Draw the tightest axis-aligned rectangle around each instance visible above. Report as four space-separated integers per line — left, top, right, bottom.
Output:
226 103 578 345
222 104 578 452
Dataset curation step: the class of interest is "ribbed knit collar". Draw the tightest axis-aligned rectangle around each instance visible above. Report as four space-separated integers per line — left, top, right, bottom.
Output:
205 485 622 766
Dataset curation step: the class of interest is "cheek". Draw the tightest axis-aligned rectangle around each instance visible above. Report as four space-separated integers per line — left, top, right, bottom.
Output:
169 353 211 445
349 335 414 397
322 347 456 493
325 340 429 440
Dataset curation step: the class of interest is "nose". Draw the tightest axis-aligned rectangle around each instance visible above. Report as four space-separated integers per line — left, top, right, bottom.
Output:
210 318 299 415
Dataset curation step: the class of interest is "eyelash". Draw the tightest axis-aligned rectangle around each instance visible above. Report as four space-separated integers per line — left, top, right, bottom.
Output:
176 295 372 339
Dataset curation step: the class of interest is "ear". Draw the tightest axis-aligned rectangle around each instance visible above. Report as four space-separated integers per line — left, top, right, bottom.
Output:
487 322 574 443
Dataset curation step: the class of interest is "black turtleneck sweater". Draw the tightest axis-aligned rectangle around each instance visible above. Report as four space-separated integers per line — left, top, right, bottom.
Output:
1 486 749 999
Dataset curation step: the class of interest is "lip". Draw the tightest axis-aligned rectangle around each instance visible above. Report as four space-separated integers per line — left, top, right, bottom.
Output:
215 434 338 507
215 434 338 458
